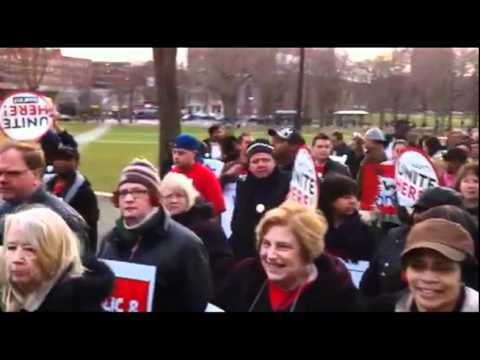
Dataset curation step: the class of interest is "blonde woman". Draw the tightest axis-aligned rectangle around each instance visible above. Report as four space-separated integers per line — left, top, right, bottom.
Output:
160 172 233 295
0 206 114 312
216 201 361 312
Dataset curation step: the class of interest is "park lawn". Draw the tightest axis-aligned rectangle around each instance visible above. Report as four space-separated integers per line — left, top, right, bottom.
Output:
77 123 355 192
367 113 475 129
60 121 98 135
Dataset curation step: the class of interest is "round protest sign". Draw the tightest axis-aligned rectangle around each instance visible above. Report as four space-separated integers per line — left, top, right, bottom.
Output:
287 146 319 209
395 147 441 209
0 91 53 141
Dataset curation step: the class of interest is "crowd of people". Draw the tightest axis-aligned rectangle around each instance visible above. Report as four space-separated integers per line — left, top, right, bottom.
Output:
0 118 478 312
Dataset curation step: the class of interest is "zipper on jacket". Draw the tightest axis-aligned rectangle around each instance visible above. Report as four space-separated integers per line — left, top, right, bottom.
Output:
128 236 143 261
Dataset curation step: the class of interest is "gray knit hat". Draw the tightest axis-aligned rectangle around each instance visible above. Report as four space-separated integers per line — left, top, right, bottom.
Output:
365 127 386 142
117 158 161 193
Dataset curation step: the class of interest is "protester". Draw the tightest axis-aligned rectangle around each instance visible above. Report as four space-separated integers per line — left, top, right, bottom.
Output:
385 120 411 160
99 158 212 312
331 131 356 175
40 108 78 174
159 172 234 295
421 135 444 159
229 139 291 261
360 187 465 298
454 162 479 218
357 128 387 199
311 133 350 179
369 218 478 312
349 134 366 179
268 127 305 173
0 206 114 312
202 124 225 160
440 148 469 188
0 142 90 254
170 134 225 217
45 145 99 254
318 175 375 262
217 201 361 312
390 139 408 162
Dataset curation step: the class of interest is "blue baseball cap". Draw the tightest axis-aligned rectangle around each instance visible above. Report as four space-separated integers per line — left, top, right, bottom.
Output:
173 134 200 152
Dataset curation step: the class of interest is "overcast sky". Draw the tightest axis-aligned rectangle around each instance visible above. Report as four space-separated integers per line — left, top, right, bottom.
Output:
60 48 393 64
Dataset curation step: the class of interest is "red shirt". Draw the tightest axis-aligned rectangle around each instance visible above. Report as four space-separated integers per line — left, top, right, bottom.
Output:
315 163 326 179
267 280 312 311
171 162 226 216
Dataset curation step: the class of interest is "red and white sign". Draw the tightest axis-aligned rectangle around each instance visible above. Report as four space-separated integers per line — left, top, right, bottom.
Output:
395 148 441 210
360 162 397 216
100 259 156 312
287 147 319 209
0 92 53 141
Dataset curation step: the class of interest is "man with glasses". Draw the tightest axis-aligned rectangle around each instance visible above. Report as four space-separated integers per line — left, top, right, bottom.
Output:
99 158 212 312
0 141 90 254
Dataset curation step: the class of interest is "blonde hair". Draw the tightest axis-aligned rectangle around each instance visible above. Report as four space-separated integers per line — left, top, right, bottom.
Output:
2 206 85 283
160 172 200 211
255 201 328 262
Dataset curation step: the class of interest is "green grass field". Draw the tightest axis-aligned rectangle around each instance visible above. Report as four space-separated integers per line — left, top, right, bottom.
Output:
60 121 98 135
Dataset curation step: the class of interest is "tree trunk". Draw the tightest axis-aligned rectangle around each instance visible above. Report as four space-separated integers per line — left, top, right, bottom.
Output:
129 87 135 124
222 94 237 119
379 111 386 129
153 48 179 170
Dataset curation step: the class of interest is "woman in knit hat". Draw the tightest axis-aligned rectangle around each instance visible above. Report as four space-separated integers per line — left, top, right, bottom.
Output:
318 174 375 262
98 158 213 312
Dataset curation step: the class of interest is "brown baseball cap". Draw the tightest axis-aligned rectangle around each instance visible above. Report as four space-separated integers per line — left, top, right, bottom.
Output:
402 218 475 262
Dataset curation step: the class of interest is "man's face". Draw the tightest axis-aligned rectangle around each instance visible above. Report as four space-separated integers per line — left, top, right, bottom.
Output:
249 153 275 178
0 149 41 202
211 127 225 142
52 157 77 177
271 137 291 162
172 148 196 170
365 139 382 153
311 139 332 163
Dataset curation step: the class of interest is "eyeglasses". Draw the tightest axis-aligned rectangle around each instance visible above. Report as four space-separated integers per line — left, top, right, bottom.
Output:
0 169 30 178
115 189 149 199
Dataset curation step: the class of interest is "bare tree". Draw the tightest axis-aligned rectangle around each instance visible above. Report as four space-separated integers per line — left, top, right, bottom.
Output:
153 48 179 169
3 48 51 91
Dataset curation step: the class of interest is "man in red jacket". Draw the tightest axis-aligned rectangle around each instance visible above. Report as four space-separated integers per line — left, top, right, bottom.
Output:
170 133 225 217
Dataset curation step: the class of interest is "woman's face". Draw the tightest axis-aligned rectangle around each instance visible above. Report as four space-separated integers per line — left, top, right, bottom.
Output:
259 225 309 290
405 249 462 312
5 223 43 294
460 173 479 202
160 186 189 215
332 195 358 217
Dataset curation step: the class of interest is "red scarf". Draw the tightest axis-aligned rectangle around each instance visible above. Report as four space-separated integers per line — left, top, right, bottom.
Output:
267 280 312 311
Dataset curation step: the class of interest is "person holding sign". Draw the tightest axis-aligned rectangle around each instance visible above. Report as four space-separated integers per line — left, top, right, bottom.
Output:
268 127 306 174
229 140 291 261
369 218 478 312
216 201 361 312
99 158 212 312
0 206 114 312
319 175 375 262
0 142 90 255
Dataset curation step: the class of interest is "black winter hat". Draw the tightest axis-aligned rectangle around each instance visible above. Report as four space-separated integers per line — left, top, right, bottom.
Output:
247 139 274 160
413 187 464 212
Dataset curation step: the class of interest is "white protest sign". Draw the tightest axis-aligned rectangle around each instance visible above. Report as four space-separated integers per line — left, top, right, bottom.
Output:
0 92 53 141
287 147 319 209
100 259 156 312
395 148 440 210
221 181 237 238
339 259 370 288
329 154 347 165
203 158 224 178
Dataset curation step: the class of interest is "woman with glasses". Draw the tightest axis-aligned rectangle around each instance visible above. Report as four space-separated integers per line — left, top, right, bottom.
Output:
98 158 212 312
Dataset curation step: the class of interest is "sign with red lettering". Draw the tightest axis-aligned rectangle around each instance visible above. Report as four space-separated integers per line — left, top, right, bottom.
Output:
100 259 156 312
0 92 53 141
287 147 319 209
360 163 397 215
395 148 441 210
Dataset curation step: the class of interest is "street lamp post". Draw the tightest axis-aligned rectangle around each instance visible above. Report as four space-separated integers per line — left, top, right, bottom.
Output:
295 47 305 131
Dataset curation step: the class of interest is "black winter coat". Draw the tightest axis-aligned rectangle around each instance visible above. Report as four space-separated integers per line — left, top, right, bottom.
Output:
215 254 362 312
359 225 409 298
172 202 234 295
29 257 114 312
324 211 376 262
99 209 212 312
0 187 90 253
229 167 291 261
46 172 99 254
